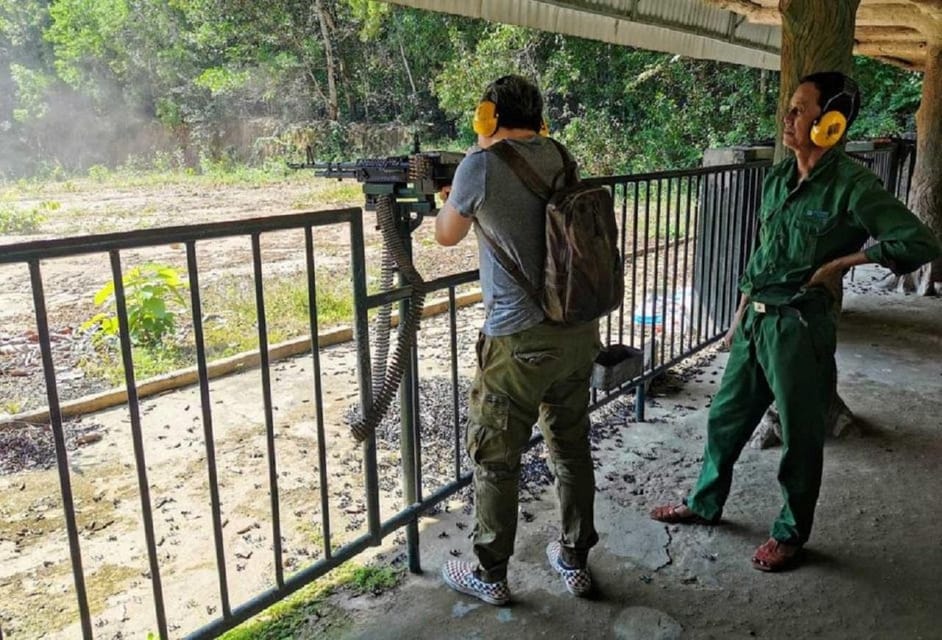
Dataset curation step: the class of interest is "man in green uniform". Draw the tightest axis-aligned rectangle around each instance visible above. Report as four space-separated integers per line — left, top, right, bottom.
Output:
650 71 941 572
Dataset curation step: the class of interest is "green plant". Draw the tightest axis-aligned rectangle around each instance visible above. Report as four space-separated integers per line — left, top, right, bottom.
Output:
346 565 401 595
0 199 54 234
2 400 23 415
82 264 188 347
219 561 397 640
87 164 110 181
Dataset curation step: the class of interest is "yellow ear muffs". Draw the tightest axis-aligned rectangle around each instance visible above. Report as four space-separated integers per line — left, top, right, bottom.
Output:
473 100 499 136
810 110 847 148
539 119 549 137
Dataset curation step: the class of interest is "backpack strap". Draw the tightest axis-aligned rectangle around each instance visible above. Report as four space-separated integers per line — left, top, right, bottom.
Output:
472 218 543 304
546 138 579 189
473 138 578 308
486 140 553 200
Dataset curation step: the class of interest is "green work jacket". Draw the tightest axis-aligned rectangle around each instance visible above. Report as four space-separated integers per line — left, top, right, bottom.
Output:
740 148 941 306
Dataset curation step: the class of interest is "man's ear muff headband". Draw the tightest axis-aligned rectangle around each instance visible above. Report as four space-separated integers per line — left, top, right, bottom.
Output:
473 100 499 136
810 77 860 148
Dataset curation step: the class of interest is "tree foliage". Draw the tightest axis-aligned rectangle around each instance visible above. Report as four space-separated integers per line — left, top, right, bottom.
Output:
0 1 924 178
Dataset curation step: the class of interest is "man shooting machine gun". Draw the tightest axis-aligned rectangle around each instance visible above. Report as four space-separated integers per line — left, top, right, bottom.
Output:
289 139 465 443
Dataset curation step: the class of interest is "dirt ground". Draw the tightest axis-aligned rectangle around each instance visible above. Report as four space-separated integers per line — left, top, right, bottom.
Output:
0 174 479 417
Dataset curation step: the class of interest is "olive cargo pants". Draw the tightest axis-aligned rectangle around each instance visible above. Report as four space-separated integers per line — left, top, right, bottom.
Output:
686 304 837 544
468 320 601 582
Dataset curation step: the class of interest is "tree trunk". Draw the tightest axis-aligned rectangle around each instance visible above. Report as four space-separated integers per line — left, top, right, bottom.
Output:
315 0 340 121
774 0 861 162
883 43 942 295
755 0 860 448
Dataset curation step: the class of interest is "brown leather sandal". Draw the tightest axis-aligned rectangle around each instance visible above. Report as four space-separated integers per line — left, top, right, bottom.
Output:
649 503 716 525
751 538 802 572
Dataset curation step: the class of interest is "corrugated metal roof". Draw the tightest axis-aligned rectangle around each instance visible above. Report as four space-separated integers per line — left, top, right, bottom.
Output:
386 0 782 69
386 1 939 71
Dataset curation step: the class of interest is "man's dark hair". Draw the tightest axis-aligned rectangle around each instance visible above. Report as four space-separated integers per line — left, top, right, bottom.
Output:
482 75 544 132
799 71 861 127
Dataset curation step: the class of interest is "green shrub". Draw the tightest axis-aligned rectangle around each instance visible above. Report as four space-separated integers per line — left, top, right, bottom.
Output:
0 199 54 234
82 264 188 347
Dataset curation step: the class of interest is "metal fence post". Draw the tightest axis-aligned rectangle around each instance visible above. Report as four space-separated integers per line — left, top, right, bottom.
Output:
397 205 422 574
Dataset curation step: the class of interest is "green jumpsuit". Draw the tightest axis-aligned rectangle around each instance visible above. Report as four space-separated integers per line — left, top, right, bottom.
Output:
685 149 941 545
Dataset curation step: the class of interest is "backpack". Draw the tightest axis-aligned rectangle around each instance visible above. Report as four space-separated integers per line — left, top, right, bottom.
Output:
477 138 624 325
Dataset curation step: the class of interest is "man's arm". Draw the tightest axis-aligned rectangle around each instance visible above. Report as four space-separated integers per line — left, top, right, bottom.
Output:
723 293 750 349
850 178 942 274
435 198 473 246
807 251 871 300
435 151 485 247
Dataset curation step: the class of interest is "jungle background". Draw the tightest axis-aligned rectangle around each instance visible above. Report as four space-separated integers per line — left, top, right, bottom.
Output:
0 0 926 181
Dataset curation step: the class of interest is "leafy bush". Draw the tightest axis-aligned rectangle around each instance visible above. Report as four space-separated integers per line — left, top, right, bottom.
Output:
82 264 188 347
0 198 55 234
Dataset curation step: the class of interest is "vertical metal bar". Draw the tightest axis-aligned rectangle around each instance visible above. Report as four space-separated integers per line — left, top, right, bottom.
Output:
304 227 333 559
350 211 381 541
251 233 284 588
107 253 169 636
635 379 646 423
694 173 706 347
707 170 722 338
28 260 94 640
411 342 423 503
653 179 665 370
448 288 461 481
730 170 747 325
682 175 694 353
720 171 735 328
659 178 669 368
185 242 231 616
618 181 628 345
670 175 682 362
395 209 421 574
109 252 171 638
904 143 917 206
637 180 651 422
702 171 715 340
630 180 640 351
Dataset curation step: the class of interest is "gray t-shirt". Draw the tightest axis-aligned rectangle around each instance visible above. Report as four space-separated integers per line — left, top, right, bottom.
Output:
449 136 572 336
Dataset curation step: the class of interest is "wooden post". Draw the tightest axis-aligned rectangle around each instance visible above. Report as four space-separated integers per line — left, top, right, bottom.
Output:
908 43 942 293
774 0 861 161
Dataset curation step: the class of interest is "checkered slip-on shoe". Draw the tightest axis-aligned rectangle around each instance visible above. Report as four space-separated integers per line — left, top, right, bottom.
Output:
441 560 510 606
546 541 592 597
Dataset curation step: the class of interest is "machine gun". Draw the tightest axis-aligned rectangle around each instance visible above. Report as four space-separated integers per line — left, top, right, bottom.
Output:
289 137 466 443
288 139 464 216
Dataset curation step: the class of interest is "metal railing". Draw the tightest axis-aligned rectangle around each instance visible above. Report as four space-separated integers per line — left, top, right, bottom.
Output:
586 160 769 416
849 138 917 205
0 140 916 638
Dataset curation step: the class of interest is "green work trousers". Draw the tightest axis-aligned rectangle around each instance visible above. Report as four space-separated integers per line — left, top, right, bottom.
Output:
467 320 601 582
686 304 837 545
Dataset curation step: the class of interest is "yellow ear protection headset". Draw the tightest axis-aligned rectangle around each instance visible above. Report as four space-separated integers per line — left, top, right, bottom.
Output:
810 76 860 148
472 99 500 137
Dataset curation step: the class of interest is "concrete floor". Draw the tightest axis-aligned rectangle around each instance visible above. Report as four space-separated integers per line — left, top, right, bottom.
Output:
336 275 942 640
